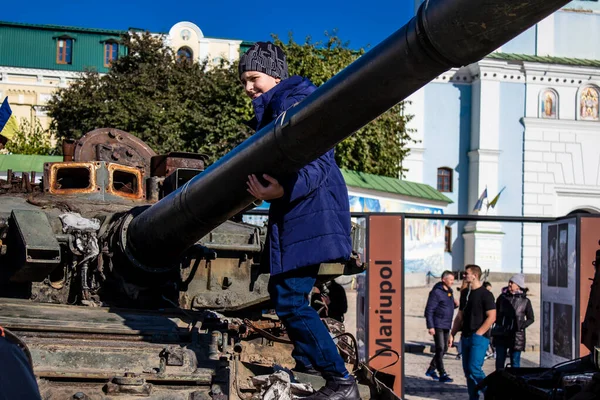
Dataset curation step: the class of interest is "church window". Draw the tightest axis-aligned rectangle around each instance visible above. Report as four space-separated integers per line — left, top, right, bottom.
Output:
177 47 193 63
579 86 599 121
540 89 558 119
445 226 452 253
437 167 452 192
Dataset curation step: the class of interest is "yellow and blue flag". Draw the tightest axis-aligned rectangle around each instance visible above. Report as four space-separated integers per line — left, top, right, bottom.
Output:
472 188 487 213
0 97 19 140
488 187 506 209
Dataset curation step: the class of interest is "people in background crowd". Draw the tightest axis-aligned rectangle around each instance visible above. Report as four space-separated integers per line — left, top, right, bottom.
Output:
424 270 458 383
492 274 534 370
449 265 496 400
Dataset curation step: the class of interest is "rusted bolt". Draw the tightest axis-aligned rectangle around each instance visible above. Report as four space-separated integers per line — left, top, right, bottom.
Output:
233 342 243 354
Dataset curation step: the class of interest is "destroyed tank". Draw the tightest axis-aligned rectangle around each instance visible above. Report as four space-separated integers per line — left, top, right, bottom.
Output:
0 0 573 398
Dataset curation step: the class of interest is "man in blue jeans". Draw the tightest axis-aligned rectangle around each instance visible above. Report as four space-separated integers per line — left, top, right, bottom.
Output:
424 270 458 383
449 265 496 400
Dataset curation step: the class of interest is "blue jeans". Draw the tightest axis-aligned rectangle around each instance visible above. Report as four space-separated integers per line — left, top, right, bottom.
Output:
495 344 521 370
268 265 348 378
461 334 489 400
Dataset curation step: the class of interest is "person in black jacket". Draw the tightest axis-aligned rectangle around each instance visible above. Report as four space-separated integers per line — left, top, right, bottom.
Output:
493 274 535 370
424 271 458 382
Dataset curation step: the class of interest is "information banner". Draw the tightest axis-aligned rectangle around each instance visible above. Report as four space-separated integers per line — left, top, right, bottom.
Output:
540 218 577 367
367 215 403 396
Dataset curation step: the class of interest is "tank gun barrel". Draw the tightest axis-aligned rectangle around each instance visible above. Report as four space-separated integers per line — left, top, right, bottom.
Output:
127 0 571 269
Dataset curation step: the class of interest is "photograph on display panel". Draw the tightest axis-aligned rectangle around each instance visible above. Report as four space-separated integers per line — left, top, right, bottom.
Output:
558 224 569 288
541 219 577 367
543 301 551 353
553 303 573 360
548 225 557 287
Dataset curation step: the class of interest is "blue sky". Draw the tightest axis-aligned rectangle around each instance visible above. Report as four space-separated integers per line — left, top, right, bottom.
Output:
2 0 415 50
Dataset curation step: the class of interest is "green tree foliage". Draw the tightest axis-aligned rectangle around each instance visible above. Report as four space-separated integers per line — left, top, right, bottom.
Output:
274 32 415 177
5 117 54 155
47 31 415 177
47 32 253 162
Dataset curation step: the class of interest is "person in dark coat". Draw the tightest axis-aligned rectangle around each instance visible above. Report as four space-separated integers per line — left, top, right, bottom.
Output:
0 327 41 400
325 280 348 323
424 271 458 382
493 273 534 370
240 42 357 400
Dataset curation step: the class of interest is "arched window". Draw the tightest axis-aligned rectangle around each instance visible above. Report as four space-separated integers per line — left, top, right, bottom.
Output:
445 226 452 252
437 167 452 192
578 85 599 121
177 47 193 63
539 89 558 119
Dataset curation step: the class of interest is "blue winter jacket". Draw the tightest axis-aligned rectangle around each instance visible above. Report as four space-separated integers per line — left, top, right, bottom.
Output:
424 282 456 330
250 76 352 275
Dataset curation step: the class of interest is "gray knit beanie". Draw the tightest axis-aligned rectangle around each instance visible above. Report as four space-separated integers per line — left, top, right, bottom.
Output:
238 42 289 80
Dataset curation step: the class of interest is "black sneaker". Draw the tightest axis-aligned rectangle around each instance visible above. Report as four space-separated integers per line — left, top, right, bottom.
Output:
425 368 439 380
304 375 361 400
439 374 453 383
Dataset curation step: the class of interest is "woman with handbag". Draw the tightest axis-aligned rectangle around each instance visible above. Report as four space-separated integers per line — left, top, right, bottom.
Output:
492 274 535 370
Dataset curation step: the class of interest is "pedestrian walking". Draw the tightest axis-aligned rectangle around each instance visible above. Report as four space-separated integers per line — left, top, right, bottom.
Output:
492 274 534 370
240 42 358 400
424 271 458 383
449 265 496 400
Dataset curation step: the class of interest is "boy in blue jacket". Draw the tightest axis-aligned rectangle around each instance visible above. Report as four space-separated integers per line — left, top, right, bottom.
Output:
240 42 358 400
424 270 458 383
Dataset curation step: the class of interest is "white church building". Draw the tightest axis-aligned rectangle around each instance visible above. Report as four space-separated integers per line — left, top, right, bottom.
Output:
405 0 600 274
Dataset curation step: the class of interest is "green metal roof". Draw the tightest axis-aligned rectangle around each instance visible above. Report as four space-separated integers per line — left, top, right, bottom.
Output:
341 169 453 204
0 21 127 35
486 52 600 68
0 154 62 173
0 22 126 73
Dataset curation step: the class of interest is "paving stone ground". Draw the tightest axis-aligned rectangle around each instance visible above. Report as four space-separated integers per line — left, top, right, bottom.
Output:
344 279 542 399
402 349 539 400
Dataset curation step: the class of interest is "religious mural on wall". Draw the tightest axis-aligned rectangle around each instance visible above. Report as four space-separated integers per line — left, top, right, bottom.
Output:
348 194 446 275
540 89 557 119
579 86 599 121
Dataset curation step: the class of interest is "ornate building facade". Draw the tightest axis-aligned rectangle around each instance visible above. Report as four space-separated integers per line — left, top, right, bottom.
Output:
406 0 600 274
0 21 250 129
